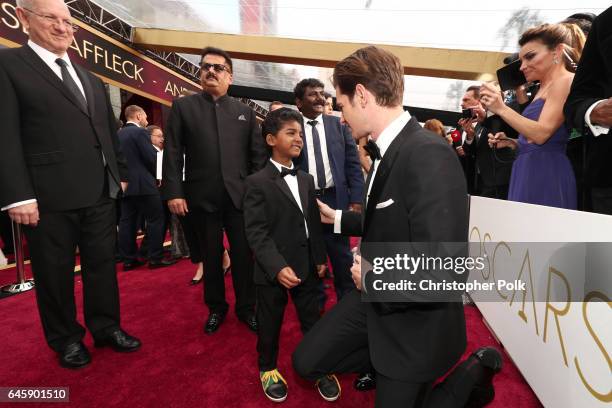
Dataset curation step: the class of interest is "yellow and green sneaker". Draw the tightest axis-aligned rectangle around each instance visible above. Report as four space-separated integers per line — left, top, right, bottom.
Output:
260 369 288 402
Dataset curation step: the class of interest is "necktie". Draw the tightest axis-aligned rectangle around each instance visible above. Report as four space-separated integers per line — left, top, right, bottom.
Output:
280 167 299 177
364 140 382 161
55 58 87 111
308 120 327 190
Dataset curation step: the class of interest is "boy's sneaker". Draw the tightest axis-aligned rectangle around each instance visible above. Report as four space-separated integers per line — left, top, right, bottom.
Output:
260 369 288 403
316 374 341 402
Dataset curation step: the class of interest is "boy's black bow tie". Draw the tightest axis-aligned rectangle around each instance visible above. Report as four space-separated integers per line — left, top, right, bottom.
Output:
280 167 299 177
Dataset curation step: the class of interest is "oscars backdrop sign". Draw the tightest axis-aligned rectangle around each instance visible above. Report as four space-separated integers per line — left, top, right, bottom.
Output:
468 196 611 407
0 0 200 105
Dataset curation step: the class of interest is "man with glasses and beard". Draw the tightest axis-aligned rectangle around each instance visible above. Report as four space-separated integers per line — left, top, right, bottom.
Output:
163 46 268 334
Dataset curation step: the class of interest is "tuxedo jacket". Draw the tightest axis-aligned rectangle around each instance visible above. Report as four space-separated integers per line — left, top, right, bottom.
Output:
296 115 364 209
565 6 612 188
118 123 158 197
0 46 127 212
462 115 517 189
340 117 469 382
243 162 326 286
162 92 268 211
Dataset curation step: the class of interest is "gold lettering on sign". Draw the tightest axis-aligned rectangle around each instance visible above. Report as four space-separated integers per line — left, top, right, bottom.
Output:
164 80 193 97
492 241 510 300
543 267 571 366
69 37 83 57
1 2 19 29
574 291 612 402
509 250 539 335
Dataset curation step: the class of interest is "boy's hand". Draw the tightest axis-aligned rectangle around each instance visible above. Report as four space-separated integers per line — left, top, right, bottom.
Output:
316 264 327 278
277 267 301 289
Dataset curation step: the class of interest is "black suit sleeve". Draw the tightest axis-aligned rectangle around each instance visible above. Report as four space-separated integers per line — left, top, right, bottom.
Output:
243 178 288 282
135 129 157 176
565 15 606 131
340 210 362 236
307 175 327 265
342 124 364 203
0 60 36 208
161 101 186 200
104 84 128 182
248 109 267 173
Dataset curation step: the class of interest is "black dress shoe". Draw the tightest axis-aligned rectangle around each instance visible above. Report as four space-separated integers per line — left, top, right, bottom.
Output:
189 277 203 286
148 259 177 269
94 329 141 352
204 312 226 334
354 372 376 391
58 342 91 369
123 260 145 271
465 347 503 408
239 314 258 332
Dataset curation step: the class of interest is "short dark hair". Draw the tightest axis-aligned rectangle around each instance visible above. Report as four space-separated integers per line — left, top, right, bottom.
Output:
465 85 480 100
323 92 332 99
333 46 404 107
201 46 233 73
262 108 303 152
294 78 325 100
146 125 162 136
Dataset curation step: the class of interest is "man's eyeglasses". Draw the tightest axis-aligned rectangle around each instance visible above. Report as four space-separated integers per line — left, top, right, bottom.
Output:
22 7 79 32
200 63 231 74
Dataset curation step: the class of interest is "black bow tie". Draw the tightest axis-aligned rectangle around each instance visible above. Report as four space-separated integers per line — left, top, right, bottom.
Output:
363 140 382 160
280 167 299 177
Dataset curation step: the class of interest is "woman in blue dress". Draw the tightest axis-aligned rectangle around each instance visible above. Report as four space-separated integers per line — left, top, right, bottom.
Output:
481 23 585 210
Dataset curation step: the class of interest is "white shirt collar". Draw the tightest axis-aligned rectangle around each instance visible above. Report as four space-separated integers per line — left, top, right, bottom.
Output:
375 110 411 158
28 40 72 69
126 121 141 128
302 113 323 125
269 158 295 173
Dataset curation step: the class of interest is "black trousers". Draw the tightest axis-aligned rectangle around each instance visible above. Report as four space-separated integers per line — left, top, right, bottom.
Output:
118 194 165 262
0 210 14 254
591 187 612 215
317 188 355 307
23 195 120 352
257 270 320 371
293 290 475 408
190 190 254 318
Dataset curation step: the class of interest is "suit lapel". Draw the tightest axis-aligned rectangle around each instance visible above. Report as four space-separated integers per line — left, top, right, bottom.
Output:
365 117 420 227
18 46 89 116
297 171 309 214
74 65 94 117
268 163 302 212
322 115 338 177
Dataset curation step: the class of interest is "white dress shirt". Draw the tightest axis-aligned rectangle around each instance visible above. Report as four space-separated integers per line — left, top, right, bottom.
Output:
2 41 87 212
302 114 334 189
270 159 309 238
585 100 610 137
334 110 412 233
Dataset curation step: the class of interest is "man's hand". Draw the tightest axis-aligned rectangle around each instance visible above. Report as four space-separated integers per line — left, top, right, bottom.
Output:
316 264 327 278
590 98 612 128
458 117 476 140
120 182 128 193
456 146 466 157
8 202 39 226
348 203 362 213
168 198 189 216
351 254 362 291
277 267 301 289
317 199 336 224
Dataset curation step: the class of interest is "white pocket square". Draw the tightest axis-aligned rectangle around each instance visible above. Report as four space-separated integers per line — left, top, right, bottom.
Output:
238 114 247 121
375 199 394 209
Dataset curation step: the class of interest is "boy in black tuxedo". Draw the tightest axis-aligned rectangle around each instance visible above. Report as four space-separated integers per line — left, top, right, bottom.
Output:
243 108 340 403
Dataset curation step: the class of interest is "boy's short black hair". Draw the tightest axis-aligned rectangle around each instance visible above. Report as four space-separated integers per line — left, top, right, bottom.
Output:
261 108 303 152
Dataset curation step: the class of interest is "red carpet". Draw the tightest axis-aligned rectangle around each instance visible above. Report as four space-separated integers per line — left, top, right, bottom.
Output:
0 260 542 407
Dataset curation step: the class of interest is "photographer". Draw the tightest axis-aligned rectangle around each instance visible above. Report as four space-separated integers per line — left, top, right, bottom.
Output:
458 86 517 199
482 23 584 210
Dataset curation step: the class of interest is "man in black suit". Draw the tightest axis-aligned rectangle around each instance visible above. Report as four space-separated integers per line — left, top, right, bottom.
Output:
292 46 502 407
117 105 174 270
459 86 516 199
0 0 140 368
294 78 364 307
163 46 268 333
565 6 612 215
